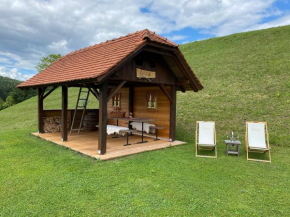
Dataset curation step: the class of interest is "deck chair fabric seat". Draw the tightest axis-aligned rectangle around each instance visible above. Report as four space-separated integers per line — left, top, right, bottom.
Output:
248 147 270 151
245 122 271 162
197 144 216 147
195 121 217 158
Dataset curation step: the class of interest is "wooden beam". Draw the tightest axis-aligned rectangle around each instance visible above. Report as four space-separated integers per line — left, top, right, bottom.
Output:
175 80 188 92
18 79 99 90
159 84 173 104
143 47 174 57
178 85 186 93
94 88 99 98
169 85 176 141
176 80 189 85
145 41 176 51
107 81 127 102
38 88 44 133
88 87 99 100
98 80 108 154
174 51 203 91
62 86 68 141
43 86 58 100
171 56 198 92
107 88 113 97
129 86 134 114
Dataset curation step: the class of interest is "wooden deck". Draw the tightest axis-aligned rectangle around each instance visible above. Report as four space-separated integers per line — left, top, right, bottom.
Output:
32 131 186 161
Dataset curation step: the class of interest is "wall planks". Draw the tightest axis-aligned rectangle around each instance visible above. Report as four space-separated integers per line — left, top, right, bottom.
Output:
107 86 170 138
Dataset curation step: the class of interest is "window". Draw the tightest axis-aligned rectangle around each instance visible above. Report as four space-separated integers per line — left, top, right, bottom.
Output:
112 93 121 109
146 91 157 110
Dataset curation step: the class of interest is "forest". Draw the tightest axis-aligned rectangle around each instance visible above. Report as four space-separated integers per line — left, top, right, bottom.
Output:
0 76 37 110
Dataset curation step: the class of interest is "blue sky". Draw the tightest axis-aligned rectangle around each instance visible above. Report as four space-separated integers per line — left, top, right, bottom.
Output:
0 0 289 81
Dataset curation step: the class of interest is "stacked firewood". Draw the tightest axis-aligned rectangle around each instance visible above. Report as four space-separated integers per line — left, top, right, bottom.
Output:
43 116 69 133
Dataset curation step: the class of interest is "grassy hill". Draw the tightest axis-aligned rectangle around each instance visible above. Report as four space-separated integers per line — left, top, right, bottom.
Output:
0 25 290 216
177 25 290 146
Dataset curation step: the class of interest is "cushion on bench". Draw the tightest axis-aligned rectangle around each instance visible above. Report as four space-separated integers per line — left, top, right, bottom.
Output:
107 125 129 135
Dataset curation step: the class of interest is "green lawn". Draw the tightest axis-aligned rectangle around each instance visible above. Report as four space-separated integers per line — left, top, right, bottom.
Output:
1 129 289 216
1 26 290 216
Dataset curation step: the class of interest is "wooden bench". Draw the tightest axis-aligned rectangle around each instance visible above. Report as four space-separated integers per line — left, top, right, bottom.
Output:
149 126 165 141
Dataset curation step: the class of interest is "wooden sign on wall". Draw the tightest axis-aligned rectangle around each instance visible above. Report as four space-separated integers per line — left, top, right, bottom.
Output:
136 68 156 80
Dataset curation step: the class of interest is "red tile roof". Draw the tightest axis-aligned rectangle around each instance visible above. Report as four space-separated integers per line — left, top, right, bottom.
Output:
18 29 200 89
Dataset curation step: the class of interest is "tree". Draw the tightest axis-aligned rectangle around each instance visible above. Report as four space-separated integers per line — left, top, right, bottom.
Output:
0 97 4 109
8 88 37 104
36 54 62 72
2 95 15 108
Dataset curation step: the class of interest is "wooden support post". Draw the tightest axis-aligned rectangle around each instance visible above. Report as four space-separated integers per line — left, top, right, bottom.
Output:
38 88 44 133
129 86 134 114
98 80 108 154
129 86 134 129
43 86 58 100
169 85 176 141
62 86 68 141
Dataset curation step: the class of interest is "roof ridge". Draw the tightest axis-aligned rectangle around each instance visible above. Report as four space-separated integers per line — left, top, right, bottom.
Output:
141 29 151 40
148 31 179 47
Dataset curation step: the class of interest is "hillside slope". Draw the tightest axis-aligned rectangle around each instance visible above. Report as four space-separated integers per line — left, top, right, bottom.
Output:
0 25 289 146
178 25 290 146
0 87 98 131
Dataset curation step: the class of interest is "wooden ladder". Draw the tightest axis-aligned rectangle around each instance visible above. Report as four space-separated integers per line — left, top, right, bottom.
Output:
69 87 90 135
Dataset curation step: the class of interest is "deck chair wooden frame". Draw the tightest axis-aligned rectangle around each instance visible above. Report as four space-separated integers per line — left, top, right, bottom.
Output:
195 121 217 158
245 121 271 163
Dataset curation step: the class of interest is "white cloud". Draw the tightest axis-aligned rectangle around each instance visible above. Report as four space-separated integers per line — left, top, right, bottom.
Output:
167 35 188 41
148 0 279 36
0 0 289 81
0 66 34 81
0 52 36 70
246 14 290 31
0 57 12 64
47 39 70 54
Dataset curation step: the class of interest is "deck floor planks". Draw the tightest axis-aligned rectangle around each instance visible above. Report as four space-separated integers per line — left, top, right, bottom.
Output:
32 131 186 160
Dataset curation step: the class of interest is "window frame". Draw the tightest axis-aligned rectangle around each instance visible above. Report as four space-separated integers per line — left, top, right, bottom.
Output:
112 92 121 109
145 91 157 110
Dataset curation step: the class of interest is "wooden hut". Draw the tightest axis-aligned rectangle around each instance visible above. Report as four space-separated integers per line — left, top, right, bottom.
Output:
18 29 203 159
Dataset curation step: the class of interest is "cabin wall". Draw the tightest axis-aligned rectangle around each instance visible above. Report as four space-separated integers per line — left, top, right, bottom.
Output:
107 88 129 126
107 86 170 139
133 86 170 138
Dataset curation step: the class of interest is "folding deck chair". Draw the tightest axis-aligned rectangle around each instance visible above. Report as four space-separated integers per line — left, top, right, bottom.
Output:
245 122 271 163
195 121 217 158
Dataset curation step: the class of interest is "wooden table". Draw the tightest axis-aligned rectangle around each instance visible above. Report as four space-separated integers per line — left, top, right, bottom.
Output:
107 117 155 144
225 140 241 156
